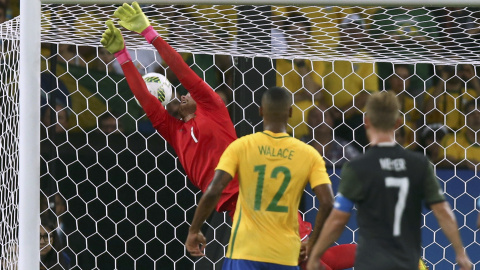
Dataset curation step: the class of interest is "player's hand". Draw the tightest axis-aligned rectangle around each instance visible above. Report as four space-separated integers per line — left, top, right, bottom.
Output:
100 20 125 54
298 241 308 263
114 1 150 34
456 253 472 270
305 257 326 270
185 231 206 257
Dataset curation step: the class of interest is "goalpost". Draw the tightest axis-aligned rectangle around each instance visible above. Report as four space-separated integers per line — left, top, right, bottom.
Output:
8 0 480 269
18 1 40 270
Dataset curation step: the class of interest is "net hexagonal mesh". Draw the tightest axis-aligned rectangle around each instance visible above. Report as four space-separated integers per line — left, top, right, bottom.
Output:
1 3 480 270
0 15 20 270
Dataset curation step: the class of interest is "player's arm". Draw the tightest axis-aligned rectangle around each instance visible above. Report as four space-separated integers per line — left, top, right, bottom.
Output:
101 20 160 111
100 20 176 138
185 170 233 257
307 161 360 270
150 36 226 112
423 162 471 270
114 2 224 111
305 195 352 270
307 184 334 252
304 150 334 252
430 202 471 270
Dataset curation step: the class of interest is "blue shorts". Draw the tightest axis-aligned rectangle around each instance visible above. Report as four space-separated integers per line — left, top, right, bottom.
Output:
223 258 300 270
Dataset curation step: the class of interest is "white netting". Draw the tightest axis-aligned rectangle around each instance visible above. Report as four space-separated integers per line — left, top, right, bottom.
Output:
40 5 480 64
1 3 479 270
0 16 20 270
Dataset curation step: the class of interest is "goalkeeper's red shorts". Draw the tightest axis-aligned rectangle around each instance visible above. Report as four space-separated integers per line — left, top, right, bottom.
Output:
297 213 312 240
299 243 356 270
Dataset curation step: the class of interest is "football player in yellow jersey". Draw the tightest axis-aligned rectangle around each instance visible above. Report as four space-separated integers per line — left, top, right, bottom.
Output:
186 87 335 269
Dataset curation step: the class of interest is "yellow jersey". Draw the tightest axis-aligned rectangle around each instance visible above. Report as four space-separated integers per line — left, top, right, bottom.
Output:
216 130 331 266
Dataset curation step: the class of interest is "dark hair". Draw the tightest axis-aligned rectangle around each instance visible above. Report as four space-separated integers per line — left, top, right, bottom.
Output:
262 87 292 106
261 87 292 120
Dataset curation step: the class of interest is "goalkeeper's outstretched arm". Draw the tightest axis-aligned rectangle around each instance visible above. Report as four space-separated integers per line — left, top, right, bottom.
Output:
100 20 174 137
100 20 158 110
113 2 223 110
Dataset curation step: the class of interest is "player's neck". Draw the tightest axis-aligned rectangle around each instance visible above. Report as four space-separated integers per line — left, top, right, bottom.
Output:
368 129 395 146
182 113 196 122
263 122 287 134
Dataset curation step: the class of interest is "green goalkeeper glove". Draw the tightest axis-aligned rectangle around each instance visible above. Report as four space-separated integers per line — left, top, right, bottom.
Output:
100 20 125 54
114 1 150 34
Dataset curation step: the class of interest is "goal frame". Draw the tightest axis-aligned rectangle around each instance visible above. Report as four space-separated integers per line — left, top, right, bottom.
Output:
18 1 40 270
19 1 480 270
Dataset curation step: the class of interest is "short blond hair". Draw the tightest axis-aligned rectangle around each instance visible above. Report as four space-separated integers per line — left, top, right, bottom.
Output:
365 91 400 131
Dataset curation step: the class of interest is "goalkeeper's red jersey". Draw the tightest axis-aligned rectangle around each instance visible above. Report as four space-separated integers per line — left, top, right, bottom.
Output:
121 37 239 213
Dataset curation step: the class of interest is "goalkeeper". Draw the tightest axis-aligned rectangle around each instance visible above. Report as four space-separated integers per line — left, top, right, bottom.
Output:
101 5 239 217
101 6 240 269
100 2 355 269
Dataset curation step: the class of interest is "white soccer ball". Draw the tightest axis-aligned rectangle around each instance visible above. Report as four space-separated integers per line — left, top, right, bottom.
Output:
136 72 173 107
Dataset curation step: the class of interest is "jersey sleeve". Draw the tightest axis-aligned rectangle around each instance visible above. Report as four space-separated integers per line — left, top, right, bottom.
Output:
423 161 446 206
338 162 364 202
151 36 227 113
121 61 179 141
308 149 331 189
215 139 241 179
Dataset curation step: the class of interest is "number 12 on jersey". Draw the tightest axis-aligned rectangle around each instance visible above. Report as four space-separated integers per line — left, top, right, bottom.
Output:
385 177 409 237
253 165 291 213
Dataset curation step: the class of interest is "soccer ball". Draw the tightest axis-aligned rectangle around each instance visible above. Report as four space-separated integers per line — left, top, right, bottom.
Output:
136 72 173 107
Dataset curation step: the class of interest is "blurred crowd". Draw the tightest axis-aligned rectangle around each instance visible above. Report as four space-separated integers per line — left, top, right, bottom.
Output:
270 6 480 170
25 4 480 169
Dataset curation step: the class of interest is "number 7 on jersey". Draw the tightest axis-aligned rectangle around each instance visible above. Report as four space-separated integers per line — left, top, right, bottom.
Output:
385 177 409 237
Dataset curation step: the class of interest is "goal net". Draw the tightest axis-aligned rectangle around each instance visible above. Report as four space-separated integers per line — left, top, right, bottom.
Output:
0 16 20 270
3 3 480 269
